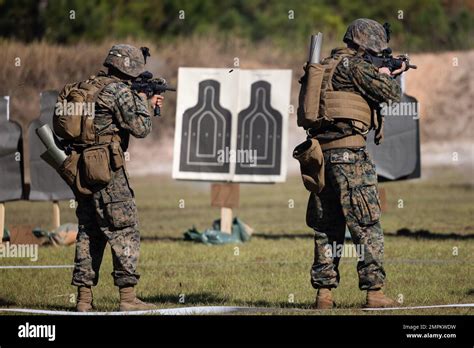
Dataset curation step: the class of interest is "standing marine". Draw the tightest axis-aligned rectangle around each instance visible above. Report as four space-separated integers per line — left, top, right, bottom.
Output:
53 44 164 311
294 19 408 309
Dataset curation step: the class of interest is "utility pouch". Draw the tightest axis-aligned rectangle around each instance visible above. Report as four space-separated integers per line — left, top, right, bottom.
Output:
109 142 124 171
293 138 325 193
82 145 111 186
297 63 325 128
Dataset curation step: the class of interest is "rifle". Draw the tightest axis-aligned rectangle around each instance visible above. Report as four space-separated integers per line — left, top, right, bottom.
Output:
363 48 417 73
131 71 176 116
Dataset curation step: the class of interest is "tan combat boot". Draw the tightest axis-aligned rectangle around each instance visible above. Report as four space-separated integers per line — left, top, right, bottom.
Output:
313 288 334 310
76 286 93 312
119 286 156 311
365 289 398 308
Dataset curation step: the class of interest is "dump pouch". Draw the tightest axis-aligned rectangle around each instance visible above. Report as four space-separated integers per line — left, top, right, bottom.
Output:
56 151 94 196
81 145 111 186
57 152 80 187
293 138 325 193
297 63 325 129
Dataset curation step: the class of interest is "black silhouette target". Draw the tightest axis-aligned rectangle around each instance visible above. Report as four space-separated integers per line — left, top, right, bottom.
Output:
0 97 23 201
179 80 232 173
367 93 421 181
29 91 74 201
236 81 282 175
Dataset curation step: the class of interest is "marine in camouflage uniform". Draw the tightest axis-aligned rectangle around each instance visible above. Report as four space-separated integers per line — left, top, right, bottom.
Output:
306 19 403 308
71 44 159 312
71 80 151 288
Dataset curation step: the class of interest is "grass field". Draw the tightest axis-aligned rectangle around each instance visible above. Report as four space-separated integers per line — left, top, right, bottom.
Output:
1 166 473 315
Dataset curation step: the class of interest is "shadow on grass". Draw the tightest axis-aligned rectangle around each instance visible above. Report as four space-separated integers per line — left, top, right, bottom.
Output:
142 292 228 305
142 233 314 242
386 228 474 240
0 297 16 307
7 295 363 312
252 233 312 240
233 299 362 310
0 299 75 312
143 229 472 242
141 236 184 242
142 292 311 309
43 304 75 311
0 290 80 311
141 293 362 311
233 299 313 310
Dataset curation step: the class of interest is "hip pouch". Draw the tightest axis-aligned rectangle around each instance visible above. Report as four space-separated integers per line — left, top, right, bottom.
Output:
297 63 325 129
81 144 111 186
293 138 325 193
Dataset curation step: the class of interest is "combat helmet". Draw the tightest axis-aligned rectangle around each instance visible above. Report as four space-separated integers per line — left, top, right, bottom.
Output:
343 18 389 54
103 44 149 78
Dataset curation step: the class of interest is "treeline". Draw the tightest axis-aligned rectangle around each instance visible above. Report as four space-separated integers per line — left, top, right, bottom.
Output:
1 0 473 51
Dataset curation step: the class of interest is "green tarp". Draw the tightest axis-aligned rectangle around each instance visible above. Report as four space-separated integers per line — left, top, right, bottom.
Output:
184 217 251 245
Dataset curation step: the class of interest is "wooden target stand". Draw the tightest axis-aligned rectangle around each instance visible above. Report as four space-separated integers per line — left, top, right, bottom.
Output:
51 200 61 229
379 187 388 213
210 183 240 234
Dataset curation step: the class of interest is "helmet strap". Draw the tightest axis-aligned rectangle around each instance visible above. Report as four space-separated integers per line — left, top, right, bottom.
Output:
107 66 133 81
356 46 366 56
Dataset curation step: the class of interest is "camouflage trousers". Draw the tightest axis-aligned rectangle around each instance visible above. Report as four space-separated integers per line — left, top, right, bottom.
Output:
306 147 386 291
71 167 141 288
